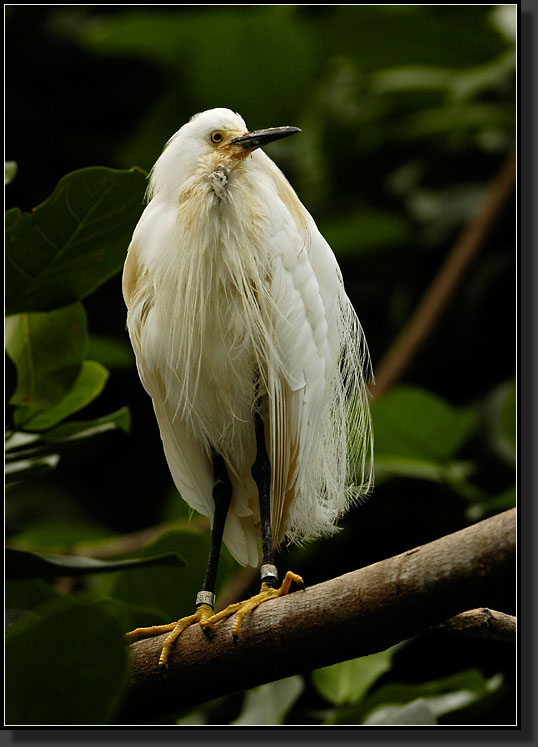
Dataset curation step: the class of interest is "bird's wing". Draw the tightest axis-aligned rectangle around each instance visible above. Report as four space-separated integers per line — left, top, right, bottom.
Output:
153 395 259 567
124 232 262 567
123 240 215 516
268 216 343 546
153 378 261 565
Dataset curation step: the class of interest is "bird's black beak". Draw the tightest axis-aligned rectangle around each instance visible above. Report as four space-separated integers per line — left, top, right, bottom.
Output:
230 126 301 151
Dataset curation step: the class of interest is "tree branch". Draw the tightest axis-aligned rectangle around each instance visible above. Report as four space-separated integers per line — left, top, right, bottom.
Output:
427 608 516 643
372 152 516 399
118 508 515 723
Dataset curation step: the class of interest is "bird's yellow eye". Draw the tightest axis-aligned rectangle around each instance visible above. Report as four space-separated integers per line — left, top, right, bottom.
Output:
210 131 224 144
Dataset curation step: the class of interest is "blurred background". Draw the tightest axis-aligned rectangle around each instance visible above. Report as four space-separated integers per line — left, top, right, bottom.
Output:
5 5 517 726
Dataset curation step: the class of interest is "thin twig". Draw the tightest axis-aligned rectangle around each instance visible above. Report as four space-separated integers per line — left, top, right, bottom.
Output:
372 152 516 399
118 508 515 724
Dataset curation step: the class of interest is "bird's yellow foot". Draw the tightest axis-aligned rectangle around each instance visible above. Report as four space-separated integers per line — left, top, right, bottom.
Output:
200 571 304 639
125 602 214 668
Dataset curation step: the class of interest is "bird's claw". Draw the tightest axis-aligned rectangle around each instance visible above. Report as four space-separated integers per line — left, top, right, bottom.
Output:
125 603 215 668
199 570 304 639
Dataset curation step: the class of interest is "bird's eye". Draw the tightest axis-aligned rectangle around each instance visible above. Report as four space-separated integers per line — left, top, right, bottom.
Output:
210 131 224 144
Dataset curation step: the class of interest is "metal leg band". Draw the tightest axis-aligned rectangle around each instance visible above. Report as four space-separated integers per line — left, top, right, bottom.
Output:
260 564 278 583
196 591 215 608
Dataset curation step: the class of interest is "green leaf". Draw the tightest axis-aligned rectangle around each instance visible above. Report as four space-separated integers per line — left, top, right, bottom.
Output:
372 386 477 462
397 102 514 141
374 455 485 499
5 160 18 184
374 454 468 483
330 668 503 725
501 381 516 452
6 579 63 614
6 303 88 409
363 698 438 725
5 408 130 462
231 676 304 725
5 166 146 315
5 409 130 488
479 379 516 467
5 596 128 725
369 50 515 101
465 485 516 521
87 334 135 369
42 406 131 442
361 674 504 725
371 66 454 94
491 5 517 41
13 360 109 431
5 453 60 487
448 50 516 101
5 546 185 580
404 183 486 237
5 430 41 452
176 710 209 726
77 8 316 126
105 529 233 625
312 646 400 706
317 6 510 72
10 519 114 552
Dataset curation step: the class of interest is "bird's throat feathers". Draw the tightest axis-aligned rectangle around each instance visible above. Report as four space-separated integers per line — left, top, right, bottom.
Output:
174 151 310 262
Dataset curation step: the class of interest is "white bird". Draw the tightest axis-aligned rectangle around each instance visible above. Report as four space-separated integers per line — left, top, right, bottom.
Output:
123 108 373 665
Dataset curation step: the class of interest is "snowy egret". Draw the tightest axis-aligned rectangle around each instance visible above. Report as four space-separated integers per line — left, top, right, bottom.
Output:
123 108 373 666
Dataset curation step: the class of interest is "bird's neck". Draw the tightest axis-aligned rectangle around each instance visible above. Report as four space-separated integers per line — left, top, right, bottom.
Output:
175 162 266 265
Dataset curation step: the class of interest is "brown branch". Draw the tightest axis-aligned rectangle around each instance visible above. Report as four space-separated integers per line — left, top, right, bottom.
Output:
372 152 516 399
427 608 516 643
118 508 515 724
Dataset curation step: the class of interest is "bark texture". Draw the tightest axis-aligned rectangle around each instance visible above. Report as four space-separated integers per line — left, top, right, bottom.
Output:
118 508 515 723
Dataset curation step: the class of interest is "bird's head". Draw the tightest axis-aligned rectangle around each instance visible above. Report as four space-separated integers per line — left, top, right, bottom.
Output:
147 108 301 202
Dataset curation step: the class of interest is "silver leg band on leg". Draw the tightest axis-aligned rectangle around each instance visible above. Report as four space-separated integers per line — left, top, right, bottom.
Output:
260 564 278 582
196 591 215 608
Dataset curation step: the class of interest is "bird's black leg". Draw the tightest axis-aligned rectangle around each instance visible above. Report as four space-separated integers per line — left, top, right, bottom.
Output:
197 409 303 638
196 450 233 608
124 450 233 666
251 407 279 590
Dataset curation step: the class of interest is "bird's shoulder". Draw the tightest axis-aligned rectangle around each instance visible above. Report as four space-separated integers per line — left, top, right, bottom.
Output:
122 239 143 309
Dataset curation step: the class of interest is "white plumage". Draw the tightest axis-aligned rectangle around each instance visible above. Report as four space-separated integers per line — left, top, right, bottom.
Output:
123 108 373 568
